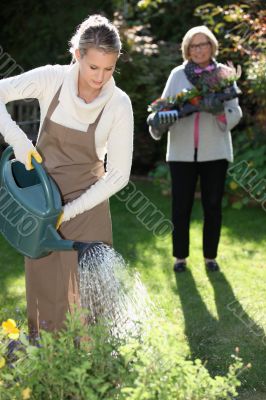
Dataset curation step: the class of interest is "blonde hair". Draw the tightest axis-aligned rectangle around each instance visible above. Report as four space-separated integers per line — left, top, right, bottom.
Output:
181 26 218 61
69 14 121 61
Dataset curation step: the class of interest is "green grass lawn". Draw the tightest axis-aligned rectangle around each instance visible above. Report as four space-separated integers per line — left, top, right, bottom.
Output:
0 179 265 399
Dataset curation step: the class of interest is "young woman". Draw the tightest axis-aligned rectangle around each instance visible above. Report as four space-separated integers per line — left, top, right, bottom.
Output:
149 26 242 273
0 15 134 337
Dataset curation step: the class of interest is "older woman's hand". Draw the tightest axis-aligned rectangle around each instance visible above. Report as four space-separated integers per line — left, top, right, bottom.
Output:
147 111 178 128
199 93 224 115
147 111 177 140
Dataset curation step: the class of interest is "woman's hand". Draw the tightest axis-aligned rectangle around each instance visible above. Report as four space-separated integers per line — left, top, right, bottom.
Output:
56 211 64 230
147 111 177 140
147 111 177 129
13 139 42 170
26 149 43 170
199 93 224 115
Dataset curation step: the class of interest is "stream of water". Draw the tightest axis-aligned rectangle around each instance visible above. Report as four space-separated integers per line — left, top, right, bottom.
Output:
78 244 152 337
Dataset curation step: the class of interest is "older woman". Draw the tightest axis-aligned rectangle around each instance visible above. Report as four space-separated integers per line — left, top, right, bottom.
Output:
149 26 242 273
0 15 134 337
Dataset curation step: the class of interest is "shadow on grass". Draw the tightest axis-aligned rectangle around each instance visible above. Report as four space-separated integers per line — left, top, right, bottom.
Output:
112 181 266 263
174 270 266 393
111 180 266 396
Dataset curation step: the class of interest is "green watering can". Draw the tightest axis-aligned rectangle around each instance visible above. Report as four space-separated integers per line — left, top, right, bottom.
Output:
0 146 102 259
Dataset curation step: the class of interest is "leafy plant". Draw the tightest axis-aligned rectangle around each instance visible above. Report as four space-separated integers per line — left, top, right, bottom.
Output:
149 162 171 196
194 1 266 135
119 319 247 400
148 63 241 113
0 311 249 400
225 129 266 209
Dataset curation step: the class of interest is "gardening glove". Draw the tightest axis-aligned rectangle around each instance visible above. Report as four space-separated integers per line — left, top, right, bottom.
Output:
178 102 200 118
199 93 224 115
13 138 42 170
56 211 64 230
147 111 178 140
147 110 179 127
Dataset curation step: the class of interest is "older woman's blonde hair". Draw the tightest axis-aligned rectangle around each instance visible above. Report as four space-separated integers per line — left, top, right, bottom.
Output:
181 26 218 61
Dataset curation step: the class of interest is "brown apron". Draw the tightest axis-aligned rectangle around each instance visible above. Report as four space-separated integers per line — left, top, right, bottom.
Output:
25 86 112 337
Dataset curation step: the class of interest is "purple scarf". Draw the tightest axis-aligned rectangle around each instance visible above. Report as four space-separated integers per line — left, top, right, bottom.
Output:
184 59 218 88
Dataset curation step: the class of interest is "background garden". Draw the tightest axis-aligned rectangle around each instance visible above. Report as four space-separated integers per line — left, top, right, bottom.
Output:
0 0 265 399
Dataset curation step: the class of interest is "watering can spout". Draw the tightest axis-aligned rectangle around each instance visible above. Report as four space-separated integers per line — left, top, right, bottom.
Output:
43 225 104 261
73 241 104 262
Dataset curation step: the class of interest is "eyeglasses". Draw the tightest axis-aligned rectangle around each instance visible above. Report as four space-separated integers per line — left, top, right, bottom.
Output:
189 42 211 52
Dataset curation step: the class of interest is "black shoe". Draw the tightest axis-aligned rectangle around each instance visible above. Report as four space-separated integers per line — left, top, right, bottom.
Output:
173 262 186 273
205 260 220 272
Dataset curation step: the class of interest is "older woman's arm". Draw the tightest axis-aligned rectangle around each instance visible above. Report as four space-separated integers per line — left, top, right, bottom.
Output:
147 112 173 140
216 97 242 131
148 69 178 140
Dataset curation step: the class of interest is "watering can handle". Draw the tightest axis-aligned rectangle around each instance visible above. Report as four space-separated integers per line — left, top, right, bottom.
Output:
0 146 14 171
1 147 55 214
31 157 55 214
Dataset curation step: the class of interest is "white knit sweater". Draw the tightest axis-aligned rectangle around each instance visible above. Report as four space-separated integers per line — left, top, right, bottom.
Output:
0 63 134 222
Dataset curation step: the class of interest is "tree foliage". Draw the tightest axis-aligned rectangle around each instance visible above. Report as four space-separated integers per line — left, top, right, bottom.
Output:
118 0 266 173
194 1 266 136
0 0 115 69
0 0 265 174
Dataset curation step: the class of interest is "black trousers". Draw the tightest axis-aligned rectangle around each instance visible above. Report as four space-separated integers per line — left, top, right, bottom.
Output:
169 159 228 259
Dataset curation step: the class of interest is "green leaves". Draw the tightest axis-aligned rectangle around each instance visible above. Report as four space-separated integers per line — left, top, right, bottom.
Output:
0 311 246 399
119 319 245 399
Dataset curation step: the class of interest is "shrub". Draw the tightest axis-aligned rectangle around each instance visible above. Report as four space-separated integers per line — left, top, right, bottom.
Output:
225 129 266 210
119 319 246 400
0 311 249 399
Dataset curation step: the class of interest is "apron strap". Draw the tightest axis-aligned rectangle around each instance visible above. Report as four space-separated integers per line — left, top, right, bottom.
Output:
45 85 62 120
87 107 104 133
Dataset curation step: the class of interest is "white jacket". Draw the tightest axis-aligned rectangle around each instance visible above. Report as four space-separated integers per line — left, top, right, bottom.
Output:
152 63 242 162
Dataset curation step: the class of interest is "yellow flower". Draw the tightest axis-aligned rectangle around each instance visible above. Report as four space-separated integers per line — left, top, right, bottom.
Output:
229 181 238 190
22 388 32 400
0 356 6 369
2 319 20 340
